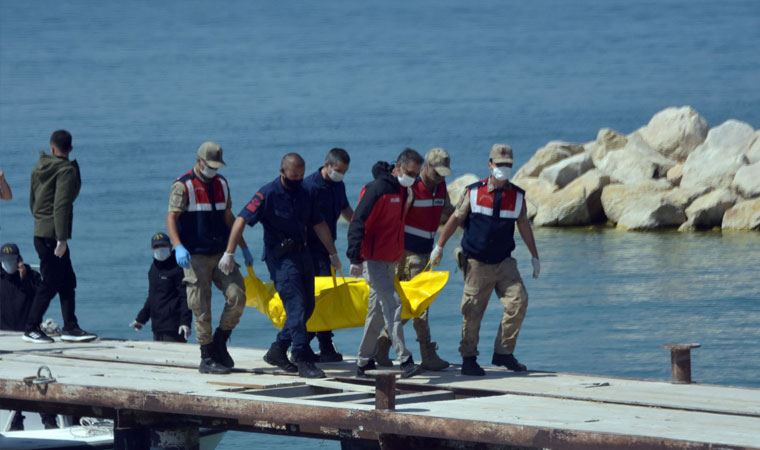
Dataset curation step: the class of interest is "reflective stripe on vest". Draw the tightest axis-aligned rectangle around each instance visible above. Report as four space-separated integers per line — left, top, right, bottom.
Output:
469 186 523 219
184 177 229 212
404 224 435 239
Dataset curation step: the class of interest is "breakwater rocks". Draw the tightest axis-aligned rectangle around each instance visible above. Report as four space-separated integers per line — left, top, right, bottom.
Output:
449 107 759 231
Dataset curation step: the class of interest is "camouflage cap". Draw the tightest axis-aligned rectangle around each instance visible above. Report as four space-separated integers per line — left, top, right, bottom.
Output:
197 141 226 169
150 232 171 248
425 147 452 176
489 144 513 164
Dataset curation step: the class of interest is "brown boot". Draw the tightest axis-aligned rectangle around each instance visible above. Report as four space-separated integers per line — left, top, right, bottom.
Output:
420 341 450 371
375 335 393 367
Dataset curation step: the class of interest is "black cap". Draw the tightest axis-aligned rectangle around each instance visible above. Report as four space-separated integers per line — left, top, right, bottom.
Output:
150 232 171 248
1 243 20 258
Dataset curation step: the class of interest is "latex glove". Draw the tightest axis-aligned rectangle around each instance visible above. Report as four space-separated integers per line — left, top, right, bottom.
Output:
430 244 444 266
218 252 236 275
54 240 68 258
174 244 191 268
531 257 540 279
130 320 143 331
241 247 254 266
349 263 363 278
329 253 343 272
178 325 191 340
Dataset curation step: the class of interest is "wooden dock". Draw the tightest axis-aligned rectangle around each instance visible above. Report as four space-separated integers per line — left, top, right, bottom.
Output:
1 331 759 449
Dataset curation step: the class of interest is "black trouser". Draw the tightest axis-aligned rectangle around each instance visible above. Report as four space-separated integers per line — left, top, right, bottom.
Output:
153 331 186 343
307 252 336 351
25 237 79 332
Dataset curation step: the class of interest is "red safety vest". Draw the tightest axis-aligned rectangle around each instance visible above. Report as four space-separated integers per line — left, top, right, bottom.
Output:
404 179 447 253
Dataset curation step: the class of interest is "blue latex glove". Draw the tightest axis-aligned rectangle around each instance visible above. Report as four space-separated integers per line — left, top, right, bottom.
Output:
241 247 254 266
174 244 191 269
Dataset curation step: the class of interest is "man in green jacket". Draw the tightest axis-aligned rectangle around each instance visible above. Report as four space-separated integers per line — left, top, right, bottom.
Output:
23 130 96 343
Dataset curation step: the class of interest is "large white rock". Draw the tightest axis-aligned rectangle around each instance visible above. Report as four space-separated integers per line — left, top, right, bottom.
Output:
589 128 628 164
447 173 479 208
600 182 685 230
680 188 738 230
733 162 760 198
514 141 584 179
680 120 756 190
533 169 610 226
595 133 677 185
637 106 709 161
746 131 760 164
539 152 594 188
512 177 558 220
662 186 711 210
666 163 684 186
722 198 760 230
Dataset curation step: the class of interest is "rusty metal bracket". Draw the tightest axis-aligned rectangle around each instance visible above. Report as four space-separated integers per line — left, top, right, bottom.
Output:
663 343 701 384
365 370 401 411
22 365 56 394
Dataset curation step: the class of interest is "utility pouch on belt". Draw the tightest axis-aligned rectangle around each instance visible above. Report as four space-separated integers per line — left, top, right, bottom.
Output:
273 238 303 259
454 246 468 277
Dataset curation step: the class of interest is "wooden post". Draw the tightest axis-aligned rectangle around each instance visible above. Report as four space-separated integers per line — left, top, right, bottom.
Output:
365 370 400 410
663 343 700 384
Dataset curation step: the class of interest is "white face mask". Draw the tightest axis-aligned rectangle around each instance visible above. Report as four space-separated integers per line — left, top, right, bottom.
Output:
491 166 511 181
153 247 171 261
328 169 345 182
397 174 415 187
1 259 18 274
200 164 218 179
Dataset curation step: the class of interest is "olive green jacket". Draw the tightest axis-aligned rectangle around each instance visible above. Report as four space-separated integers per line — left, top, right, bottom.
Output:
29 152 81 241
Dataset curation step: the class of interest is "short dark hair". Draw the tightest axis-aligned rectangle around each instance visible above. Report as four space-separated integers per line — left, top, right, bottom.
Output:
50 129 72 152
281 152 305 170
396 148 423 166
325 148 350 165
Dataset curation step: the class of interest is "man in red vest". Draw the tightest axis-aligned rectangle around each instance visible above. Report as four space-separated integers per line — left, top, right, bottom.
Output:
374 148 454 371
432 144 540 376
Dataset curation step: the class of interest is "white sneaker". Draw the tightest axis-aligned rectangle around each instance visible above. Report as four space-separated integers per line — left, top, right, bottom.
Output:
60 327 97 342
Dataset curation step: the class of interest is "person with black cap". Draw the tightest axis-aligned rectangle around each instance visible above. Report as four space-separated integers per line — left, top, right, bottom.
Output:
166 141 250 374
24 129 97 343
130 232 192 342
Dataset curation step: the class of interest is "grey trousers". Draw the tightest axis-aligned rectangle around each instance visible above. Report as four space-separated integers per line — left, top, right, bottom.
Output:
356 260 412 366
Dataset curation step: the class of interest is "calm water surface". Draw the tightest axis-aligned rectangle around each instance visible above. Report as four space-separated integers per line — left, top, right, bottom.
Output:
1 1 759 448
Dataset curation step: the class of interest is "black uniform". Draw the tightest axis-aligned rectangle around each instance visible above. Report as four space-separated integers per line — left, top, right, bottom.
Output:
0 265 40 331
134 256 191 342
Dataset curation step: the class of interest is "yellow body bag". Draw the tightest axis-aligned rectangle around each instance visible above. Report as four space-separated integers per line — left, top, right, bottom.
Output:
244 266 449 332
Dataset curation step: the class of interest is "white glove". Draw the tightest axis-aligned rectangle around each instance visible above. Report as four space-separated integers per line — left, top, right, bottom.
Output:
54 240 68 258
328 253 343 272
349 263 363 277
430 244 444 266
178 325 191 340
218 252 236 275
531 257 540 279
130 320 143 331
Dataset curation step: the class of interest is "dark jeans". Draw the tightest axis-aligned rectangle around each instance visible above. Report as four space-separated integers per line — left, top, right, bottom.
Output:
307 252 336 351
153 331 186 343
265 252 315 361
25 237 79 332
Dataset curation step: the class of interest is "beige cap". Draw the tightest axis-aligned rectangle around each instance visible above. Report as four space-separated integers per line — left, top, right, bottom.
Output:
425 147 452 176
489 144 513 164
197 141 226 168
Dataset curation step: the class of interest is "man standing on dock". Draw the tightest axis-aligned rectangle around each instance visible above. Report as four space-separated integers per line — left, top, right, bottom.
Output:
432 144 540 376
166 142 249 375
24 130 97 344
374 148 454 371
221 153 343 379
302 148 354 363
349 148 424 379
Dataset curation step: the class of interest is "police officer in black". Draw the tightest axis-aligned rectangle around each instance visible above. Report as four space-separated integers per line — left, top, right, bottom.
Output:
130 232 192 342
221 153 343 379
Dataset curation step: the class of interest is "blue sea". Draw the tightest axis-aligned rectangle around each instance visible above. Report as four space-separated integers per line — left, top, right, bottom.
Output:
1 1 759 448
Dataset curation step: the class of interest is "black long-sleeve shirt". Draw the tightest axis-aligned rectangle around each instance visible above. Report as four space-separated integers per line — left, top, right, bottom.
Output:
135 256 191 334
0 265 40 331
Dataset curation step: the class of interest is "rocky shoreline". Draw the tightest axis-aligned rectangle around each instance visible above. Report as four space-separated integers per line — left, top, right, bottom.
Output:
449 107 759 231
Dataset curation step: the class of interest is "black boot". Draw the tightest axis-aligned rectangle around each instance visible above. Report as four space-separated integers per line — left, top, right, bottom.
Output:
356 359 377 378
199 344 231 374
492 353 527 372
263 341 298 373
400 356 423 379
213 328 234 368
296 360 326 378
461 356 485 376
317 339 343 363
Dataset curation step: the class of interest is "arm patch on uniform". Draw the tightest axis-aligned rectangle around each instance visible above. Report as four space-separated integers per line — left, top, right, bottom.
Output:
246 192 264 213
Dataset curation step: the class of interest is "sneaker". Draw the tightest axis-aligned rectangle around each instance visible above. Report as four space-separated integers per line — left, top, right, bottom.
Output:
461 356 486 376
400 356 423 379
263 341 298 373
296 360 325 379
356 359 377 378
492 353 527 372
60 328 97 343
23 329 54 344
199 357 232 375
